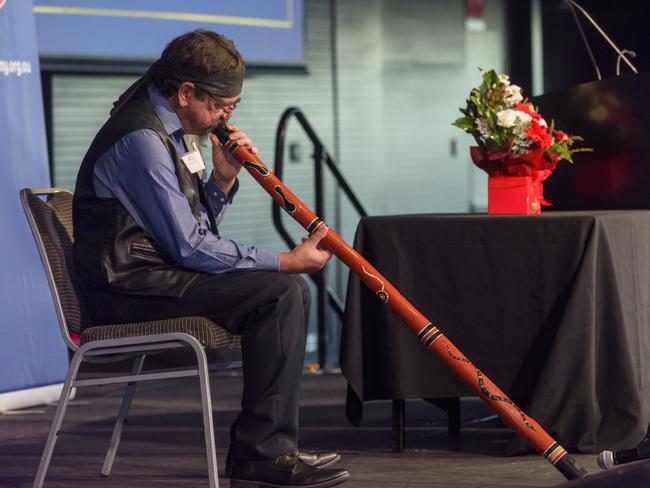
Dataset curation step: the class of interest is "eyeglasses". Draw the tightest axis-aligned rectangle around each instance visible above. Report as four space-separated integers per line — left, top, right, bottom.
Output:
194 85 239 113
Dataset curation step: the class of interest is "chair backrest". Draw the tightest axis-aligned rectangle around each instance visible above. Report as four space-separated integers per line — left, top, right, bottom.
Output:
20 188 91 350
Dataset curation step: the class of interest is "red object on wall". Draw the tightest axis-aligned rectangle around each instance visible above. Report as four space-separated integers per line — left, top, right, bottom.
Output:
466 0 484 19
488 176 541 215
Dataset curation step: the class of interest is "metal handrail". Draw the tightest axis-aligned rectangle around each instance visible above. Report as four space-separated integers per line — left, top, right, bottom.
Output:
273 107 367 368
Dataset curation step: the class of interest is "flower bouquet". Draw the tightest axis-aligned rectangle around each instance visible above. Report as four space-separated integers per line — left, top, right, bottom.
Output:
453 69 589 214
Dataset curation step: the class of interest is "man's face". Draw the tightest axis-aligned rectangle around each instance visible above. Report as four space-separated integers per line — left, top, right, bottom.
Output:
175 82 240 136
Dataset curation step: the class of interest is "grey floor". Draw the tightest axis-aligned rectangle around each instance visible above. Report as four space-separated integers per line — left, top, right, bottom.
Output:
0 368 602 488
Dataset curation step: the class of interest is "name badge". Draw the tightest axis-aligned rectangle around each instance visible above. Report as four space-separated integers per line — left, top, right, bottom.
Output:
181 148 206 174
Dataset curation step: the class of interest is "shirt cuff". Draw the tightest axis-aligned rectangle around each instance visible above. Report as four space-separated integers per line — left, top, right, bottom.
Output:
204 176 239 208
254 248 281 272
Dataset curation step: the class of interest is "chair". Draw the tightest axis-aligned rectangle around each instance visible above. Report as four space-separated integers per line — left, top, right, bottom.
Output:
20 188 240 488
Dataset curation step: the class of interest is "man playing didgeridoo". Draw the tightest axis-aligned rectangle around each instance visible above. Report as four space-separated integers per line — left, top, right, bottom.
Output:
73 29 350 488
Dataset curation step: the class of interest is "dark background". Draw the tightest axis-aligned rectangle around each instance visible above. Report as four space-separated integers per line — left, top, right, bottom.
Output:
506 0 649 95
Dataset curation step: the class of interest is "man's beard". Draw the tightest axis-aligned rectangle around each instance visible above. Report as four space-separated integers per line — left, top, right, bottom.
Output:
197 132 210 147
184 134 205 151
199 117 226 143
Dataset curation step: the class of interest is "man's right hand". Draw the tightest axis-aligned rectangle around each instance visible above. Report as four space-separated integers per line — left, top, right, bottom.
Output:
279 226 332 274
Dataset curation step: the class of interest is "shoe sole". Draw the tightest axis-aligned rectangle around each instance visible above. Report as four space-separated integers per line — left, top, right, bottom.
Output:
227 454 342 478
230 471 350 488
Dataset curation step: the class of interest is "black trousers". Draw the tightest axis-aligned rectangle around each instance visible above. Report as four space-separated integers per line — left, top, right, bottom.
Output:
85 271 311 461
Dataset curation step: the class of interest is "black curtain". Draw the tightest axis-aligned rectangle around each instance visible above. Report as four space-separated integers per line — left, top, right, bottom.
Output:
505 0 649 94
541 0 650 92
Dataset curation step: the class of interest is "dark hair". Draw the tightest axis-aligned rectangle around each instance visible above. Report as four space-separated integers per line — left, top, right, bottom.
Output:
151 30 244 97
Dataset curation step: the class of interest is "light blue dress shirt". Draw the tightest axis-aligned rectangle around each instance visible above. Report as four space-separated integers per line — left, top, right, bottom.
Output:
92 83 280 274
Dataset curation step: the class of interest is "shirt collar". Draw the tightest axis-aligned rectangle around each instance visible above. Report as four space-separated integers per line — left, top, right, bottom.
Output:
147 83 183 137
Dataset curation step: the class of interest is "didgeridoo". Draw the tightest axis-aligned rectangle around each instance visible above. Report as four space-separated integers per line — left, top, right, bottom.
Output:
213 124 589 480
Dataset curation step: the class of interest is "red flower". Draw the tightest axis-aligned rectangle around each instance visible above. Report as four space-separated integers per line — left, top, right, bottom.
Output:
526 119 552 150
514 101 541 120
554 130 569 142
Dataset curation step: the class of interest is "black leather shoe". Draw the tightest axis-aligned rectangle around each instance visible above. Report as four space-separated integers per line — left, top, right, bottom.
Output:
229 453 350 488
225 449 341 477
298 450 342 469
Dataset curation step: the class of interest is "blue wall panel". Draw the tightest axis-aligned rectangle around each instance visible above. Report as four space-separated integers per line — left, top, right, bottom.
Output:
0 0 68 395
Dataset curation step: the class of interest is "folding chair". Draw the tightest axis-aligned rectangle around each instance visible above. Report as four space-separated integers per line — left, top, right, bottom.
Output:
20 188 240 488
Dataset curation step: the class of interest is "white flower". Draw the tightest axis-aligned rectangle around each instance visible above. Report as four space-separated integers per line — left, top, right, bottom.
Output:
504 84 523 104
512 128 534 155
496 109 532 128
539 118 548 127
511 137 533 156
498 73 510 85
512 123 528 137
476 118 492 138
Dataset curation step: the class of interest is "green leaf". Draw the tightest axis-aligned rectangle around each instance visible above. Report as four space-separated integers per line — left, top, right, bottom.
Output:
453 117 475 130
548 142 572 163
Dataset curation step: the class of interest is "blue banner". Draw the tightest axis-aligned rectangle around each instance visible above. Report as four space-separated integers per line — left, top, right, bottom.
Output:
34 0 304 65
0 0 68 395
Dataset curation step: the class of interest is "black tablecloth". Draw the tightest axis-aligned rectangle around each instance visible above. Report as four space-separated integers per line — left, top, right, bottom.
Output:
341 211 650 454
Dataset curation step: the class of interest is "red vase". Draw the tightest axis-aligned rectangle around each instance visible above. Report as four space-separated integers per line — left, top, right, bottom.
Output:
488 175 541 215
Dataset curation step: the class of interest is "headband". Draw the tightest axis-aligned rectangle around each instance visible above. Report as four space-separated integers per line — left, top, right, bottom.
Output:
111 58 244 115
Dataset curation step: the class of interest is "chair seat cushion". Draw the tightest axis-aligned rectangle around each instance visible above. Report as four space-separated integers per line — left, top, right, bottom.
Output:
80 316 240 349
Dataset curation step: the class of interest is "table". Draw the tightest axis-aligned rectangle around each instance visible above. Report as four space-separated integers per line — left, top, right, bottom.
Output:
341 212 650 454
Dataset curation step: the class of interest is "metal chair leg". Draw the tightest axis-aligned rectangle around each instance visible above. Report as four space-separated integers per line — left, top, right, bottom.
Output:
101 354 146 477
196 346 219 488
33 349 86 488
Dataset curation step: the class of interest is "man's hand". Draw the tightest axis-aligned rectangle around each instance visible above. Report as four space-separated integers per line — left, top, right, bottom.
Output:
279 225 332 274
210 123 257 195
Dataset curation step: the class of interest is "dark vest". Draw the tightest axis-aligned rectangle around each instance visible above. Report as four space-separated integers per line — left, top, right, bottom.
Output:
73 87 204 297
